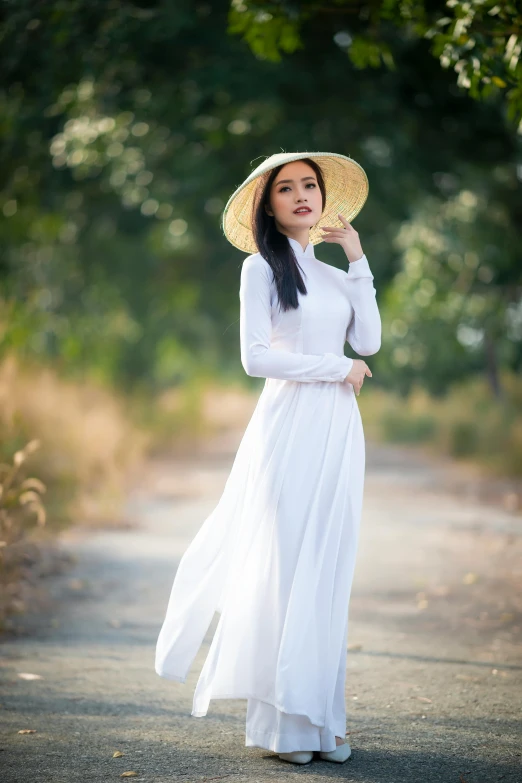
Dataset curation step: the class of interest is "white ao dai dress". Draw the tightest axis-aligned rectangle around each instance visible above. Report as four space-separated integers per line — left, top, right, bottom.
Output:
155 235 382 753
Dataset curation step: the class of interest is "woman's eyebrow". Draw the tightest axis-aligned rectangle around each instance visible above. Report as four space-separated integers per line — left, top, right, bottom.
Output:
274 176 316 186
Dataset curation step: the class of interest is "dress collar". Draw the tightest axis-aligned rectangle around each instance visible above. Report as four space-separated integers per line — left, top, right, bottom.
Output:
286 235 316 259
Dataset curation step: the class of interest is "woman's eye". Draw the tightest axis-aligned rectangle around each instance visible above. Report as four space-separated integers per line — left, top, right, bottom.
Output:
278 183 316 192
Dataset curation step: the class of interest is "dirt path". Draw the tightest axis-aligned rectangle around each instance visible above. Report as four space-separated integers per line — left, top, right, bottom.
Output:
1 431 521 783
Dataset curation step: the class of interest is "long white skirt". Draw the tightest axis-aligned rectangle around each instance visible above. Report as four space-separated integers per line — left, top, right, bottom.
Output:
245 606 349 753
155 376 366 748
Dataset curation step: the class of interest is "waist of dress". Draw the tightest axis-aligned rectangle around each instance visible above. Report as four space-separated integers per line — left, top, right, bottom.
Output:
264 377 355 392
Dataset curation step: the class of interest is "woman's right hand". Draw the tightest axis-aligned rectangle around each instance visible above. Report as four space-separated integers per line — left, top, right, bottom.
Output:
344 359 372 396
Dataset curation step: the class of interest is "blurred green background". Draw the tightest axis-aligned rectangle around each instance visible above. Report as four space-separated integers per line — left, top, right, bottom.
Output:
0 1 521 595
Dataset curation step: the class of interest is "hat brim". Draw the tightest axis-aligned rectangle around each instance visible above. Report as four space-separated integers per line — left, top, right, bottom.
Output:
221 151 369 254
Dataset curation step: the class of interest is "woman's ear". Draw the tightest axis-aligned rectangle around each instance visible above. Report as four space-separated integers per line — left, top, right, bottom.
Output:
264 202 274 217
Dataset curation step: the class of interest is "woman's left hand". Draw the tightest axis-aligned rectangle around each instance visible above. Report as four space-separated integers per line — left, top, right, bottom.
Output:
319 213 364 264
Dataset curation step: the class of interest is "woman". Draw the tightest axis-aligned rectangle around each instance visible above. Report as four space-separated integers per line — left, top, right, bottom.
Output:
155 151 382 766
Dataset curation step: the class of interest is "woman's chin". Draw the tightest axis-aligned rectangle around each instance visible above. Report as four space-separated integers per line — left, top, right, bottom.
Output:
286 217 315 230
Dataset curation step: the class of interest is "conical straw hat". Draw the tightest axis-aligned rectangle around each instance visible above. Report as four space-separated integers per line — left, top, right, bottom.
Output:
222 151 369 254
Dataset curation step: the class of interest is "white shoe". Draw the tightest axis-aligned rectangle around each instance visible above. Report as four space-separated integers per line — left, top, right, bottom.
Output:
278 750 314 764
319 740 352 763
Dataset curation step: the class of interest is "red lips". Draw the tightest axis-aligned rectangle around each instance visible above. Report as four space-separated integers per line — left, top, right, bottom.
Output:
293 207 311 214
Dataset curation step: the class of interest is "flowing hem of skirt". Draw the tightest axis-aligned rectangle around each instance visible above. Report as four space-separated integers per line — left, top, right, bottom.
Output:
191 691 328 727
244 697 344 753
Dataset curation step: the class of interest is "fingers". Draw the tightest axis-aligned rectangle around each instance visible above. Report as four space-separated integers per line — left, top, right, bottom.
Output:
320 230 349 238
355 368 372 395
348 361 373 394
322 216 356 231
320 227 352 234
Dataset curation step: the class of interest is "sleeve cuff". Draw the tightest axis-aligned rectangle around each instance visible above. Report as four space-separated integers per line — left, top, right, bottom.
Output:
338 355 354 380
346 254 374 280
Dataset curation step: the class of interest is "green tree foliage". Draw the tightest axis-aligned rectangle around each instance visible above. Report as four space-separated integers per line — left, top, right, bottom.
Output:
227 1 522 134
381 183 519 397
0 0 520 395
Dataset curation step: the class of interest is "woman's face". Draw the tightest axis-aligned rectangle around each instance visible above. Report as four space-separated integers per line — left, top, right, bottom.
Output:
265 160 323 234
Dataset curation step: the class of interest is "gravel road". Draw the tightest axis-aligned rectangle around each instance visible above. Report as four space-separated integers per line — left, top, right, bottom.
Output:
1 432 521 783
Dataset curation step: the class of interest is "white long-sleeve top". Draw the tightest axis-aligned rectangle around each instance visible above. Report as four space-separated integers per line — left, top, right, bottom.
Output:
239 236 381 383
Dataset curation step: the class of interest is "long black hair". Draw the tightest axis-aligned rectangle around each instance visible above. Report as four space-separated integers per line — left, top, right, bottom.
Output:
251 158 327 312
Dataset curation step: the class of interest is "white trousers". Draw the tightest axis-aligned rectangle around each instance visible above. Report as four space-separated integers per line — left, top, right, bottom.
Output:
244 646 348 753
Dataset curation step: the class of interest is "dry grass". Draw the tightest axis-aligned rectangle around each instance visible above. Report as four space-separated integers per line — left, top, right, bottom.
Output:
359 371 522 479
132 375 259 456
0 353 151 627
0 354 149 529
